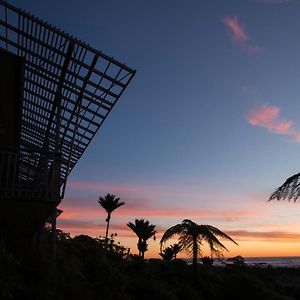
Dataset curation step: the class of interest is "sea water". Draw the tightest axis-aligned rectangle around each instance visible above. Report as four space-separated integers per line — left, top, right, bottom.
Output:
185 257 300 268
242 257 300 268
216 257 300 268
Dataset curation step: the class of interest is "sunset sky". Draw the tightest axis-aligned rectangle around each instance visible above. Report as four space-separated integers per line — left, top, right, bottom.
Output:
14 0 300 258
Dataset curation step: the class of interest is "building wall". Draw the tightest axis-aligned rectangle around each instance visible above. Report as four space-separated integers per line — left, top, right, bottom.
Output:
0 50 24 148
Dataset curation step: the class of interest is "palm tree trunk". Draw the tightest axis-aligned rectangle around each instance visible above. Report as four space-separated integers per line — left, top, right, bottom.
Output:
138 238 142 257
105 213 111 247
192 236 198 283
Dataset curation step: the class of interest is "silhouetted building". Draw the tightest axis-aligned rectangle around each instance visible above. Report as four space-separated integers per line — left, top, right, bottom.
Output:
0 0 135 256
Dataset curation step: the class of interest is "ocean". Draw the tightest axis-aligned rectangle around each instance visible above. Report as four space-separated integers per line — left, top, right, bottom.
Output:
241 257 300 268
184 257 300 268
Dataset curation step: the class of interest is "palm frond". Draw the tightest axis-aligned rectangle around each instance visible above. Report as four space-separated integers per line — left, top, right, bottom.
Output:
179 239 197 257
269 173 300 202
160 223 185 247
160 219 237 258
204 225 238 245
178 233 194 252
98 193 124 213
159 247 175 261
127 219 156 240
170 243 181 254
113 197 125 209
206 234 228 252
127 222 139 236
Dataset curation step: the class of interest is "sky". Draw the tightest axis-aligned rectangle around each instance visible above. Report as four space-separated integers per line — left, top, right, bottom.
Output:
13 0 300 258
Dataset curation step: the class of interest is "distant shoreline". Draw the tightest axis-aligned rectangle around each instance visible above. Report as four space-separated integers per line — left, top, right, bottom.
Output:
177 256 300 268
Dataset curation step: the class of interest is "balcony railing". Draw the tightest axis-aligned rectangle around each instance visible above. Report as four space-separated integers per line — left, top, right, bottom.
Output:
0 147 61 202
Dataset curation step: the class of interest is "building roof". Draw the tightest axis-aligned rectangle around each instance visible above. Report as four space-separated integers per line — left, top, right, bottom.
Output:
0 0 136 186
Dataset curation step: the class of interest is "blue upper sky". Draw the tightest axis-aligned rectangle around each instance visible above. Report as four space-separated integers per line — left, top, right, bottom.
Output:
12 0 300 256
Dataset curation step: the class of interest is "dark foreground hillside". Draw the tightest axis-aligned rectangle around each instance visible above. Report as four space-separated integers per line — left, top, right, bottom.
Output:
1 233 300 300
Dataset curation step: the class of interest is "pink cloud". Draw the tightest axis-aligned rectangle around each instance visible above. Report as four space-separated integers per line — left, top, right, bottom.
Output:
241 84 262 102
223 16 264 54
243 44 264 54
67 182 141 195
57 204 265 240
57 215 300 244
223 16 248 42
64 180 268 221
66 181 218 205
246 104 300 141
60 202 261 220
227 230 300 242
57 193 267 239
57 220 156 238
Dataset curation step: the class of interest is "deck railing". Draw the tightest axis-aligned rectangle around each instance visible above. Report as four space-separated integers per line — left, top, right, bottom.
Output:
0 147 61 202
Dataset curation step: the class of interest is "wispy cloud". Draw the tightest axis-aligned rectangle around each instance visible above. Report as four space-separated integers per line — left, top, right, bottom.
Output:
223 16 264 54
246 104 300 141
58 203 265 240
60 201 261 221
67 181 199 199
227 230 300 242
67 181 142 195
58 215 300 244
241 84 262 101
57 189 266 239
58 219 164 238
223 16 248 42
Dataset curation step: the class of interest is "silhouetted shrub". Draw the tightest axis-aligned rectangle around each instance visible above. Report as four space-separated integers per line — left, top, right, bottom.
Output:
223 272 281 300
125 278 176 300
0 240 25 299
226 255 246 267
3 231 300 300
201 256 214 266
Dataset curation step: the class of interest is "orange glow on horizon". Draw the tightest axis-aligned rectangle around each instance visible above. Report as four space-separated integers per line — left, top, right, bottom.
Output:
57 223 300 259
58 181 300 259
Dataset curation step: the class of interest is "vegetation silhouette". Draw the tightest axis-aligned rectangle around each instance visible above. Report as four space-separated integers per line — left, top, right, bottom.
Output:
200 256 214 267
159 246 175 261
159 243 181 261
98 194 124 246
227 255 246 267
2 231 296 300
127 219 156 259
171 243 181 259
160 219 237 282
269 172 300 202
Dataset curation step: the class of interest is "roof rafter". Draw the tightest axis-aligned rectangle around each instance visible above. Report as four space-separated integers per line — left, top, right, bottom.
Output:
0 0 136 184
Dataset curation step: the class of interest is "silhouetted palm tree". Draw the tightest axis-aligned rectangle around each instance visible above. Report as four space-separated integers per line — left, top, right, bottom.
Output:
127 219 156 258
159 246 174 261
171 243 181 259
160 219 237 281
269 172 300 202
98 194 124 246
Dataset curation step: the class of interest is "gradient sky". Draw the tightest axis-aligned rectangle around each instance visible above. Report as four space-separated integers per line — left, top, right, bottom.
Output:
13 0 300 258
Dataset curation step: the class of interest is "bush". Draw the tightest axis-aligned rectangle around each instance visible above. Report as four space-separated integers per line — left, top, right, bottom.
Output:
201 256 214 266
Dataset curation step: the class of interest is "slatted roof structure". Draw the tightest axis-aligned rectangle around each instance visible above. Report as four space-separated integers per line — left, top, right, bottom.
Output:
0 1 136 194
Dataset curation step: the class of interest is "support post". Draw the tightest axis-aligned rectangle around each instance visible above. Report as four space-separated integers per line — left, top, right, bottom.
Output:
50 206 57 271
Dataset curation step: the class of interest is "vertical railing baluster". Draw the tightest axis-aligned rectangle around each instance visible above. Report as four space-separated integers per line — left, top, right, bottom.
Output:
0 148 61 202
52 154 56 201
12 151 17 198
44 153 48 201
19 151 23 198
5 152 11 197
0 150 4 197
50 154 53 202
